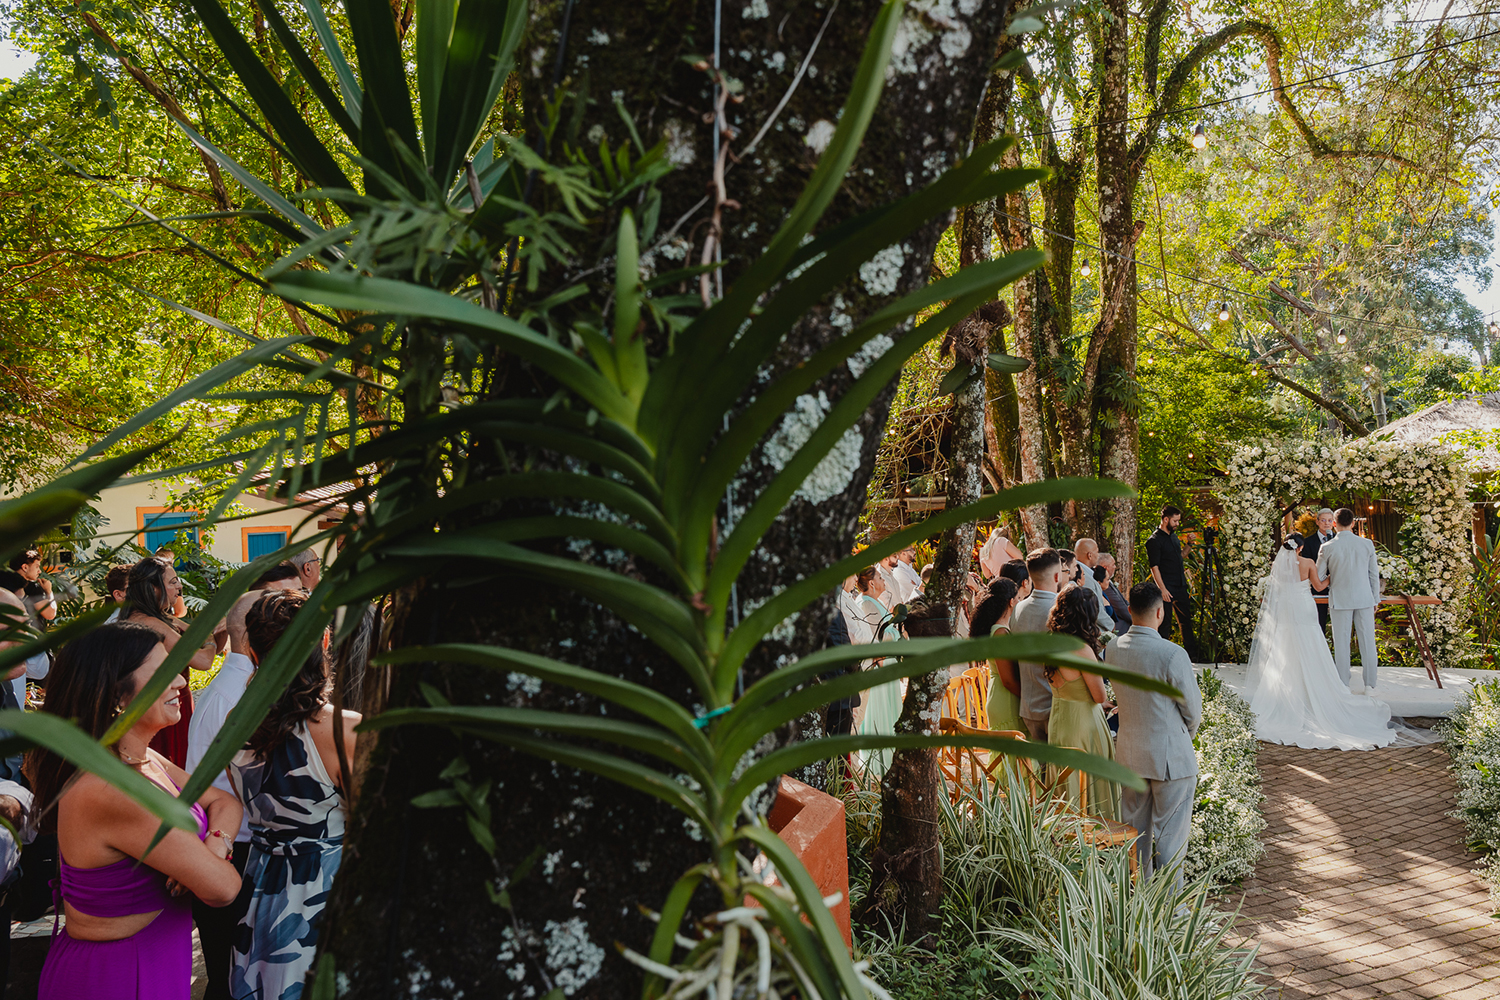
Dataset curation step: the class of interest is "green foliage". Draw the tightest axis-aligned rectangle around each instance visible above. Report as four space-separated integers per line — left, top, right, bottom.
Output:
1470 535 1500 667
0 2 1195 996
1439 681 1500 911
854 766 1265 1000
986 851 1264 999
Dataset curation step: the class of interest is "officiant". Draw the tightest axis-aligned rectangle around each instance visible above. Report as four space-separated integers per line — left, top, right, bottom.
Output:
1300 507 1336 632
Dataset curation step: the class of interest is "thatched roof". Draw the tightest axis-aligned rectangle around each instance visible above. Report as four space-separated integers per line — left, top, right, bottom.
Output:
1373 393 1500 471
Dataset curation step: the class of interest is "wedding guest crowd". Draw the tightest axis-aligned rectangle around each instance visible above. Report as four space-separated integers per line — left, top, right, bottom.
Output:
0 540 349 1000
831 528 1202 889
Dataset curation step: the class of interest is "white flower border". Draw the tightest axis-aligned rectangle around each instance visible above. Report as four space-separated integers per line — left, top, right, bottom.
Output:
1217 438 1476 667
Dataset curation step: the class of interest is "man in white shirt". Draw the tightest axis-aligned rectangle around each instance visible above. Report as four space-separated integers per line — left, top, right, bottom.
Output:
891 547 924 603
186 590 263 1000
876 554 903 609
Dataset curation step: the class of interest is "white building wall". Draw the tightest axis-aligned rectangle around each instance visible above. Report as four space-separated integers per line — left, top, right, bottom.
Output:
89 481 326 565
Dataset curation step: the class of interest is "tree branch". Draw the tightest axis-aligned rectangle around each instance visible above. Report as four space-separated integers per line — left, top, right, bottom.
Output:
1141 0 1174 96
1264 370 1371 436
75 7 232 210
1129 19 1426 182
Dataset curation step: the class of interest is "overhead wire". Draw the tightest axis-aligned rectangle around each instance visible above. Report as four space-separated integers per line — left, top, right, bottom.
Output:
1019 23 1500 141
994 208 1472 346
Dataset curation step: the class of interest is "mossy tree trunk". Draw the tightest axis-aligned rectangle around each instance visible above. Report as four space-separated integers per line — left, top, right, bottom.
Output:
320 2 1015 996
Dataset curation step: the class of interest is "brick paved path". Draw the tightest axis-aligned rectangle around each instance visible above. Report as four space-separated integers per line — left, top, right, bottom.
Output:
1235 741 1500 999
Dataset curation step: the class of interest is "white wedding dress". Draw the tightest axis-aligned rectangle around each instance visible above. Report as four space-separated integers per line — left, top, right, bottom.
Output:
1242 548 1396 750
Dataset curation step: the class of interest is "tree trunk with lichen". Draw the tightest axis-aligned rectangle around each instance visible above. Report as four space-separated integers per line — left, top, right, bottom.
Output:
1097 0 1139 585
319 3 1014 996
995 134 1051 551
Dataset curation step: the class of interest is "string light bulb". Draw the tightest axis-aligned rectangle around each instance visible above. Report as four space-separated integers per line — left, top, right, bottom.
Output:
1080 258 1092 277
1336 329 1348 345
1191 124 1208 149
1363 364 1373 373
1218 302 1230 321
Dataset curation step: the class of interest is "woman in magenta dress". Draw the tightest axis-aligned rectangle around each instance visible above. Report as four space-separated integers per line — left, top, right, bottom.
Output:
28 621 244 1000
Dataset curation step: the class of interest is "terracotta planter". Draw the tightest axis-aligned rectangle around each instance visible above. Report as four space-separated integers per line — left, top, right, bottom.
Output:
767 776 852 949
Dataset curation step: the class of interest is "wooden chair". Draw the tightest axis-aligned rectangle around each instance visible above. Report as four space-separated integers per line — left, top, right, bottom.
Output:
937 717 1029 802
942 670 989 730
1054 745 1139 881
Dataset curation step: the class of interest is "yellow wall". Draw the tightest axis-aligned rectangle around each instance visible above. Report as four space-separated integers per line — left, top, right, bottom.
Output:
89 481 326 565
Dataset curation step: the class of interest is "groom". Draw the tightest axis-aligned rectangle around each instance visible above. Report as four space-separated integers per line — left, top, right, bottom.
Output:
1316 507 1382 693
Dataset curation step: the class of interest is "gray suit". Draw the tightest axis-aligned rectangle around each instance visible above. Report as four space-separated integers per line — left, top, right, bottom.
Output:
1316 530 1381 689
1104 625 1203 886
1012 589 1057 741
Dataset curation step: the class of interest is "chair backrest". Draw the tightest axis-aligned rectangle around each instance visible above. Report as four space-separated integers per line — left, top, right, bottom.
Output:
944 671 989 731
938 717 1028 799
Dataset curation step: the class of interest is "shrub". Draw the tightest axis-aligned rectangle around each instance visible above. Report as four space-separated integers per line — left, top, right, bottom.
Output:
987 851 1265 999
1188 669 1267 888
1438 679 1500 908
853 766 1265 1000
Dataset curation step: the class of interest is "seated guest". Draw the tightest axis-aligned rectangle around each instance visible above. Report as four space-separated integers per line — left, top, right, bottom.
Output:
125 558 223 767
30 622 242 1000
1044 586 1121 821
969 579 1022 732
1103 583 1202 888
1097 553 1130 634
229 592 359 1000
10 549 55 624
919 563 934 587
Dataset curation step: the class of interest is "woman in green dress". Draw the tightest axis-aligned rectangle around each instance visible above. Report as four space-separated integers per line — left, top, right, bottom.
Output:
854 566 902 779
1045 585 1121 822
969 579 1023 732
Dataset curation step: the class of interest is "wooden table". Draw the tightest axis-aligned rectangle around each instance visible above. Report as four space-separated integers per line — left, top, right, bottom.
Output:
1313 595 1444 687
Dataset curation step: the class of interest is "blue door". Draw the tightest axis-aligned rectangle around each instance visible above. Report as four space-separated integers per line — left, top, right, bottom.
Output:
143 512 199 552
246 531 288 561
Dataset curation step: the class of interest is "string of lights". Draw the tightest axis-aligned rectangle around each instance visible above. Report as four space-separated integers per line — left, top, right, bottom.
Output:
995 208 1470 347
1019 24 1500 141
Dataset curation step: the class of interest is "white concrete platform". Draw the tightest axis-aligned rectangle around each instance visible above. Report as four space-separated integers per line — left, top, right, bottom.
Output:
1202 663 1500 719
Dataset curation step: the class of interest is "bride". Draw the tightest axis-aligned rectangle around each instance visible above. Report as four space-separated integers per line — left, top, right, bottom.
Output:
1243 534 1395 750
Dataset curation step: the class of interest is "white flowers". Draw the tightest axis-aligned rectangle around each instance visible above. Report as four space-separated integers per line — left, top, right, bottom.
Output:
1218 437 1474 667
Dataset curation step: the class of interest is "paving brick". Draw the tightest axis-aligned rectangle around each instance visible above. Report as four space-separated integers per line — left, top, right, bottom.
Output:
1235 741 1500 1000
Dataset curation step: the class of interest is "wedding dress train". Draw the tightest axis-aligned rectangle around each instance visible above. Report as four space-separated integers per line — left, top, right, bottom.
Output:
1242 548 1395 750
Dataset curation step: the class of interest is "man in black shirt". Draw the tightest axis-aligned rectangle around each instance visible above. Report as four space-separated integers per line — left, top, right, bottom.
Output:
1145 505 1200 661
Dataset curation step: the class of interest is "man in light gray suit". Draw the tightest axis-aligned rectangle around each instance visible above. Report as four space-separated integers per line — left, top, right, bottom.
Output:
1104 582 1202 887
1012 548 1063 742
1315 507 1382 693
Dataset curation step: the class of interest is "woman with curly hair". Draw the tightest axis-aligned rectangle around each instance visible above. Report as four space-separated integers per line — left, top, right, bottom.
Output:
1045 585 1120 821
969 578 1022 732
227 591 360 1000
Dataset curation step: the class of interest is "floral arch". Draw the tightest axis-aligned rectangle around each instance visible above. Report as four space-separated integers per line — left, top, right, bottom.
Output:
1215 438 1475 667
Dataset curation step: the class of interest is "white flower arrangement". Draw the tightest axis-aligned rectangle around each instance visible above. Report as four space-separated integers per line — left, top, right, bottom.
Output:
1440 682 1500 911
1217 438 1477 668
1185 670 1266 888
